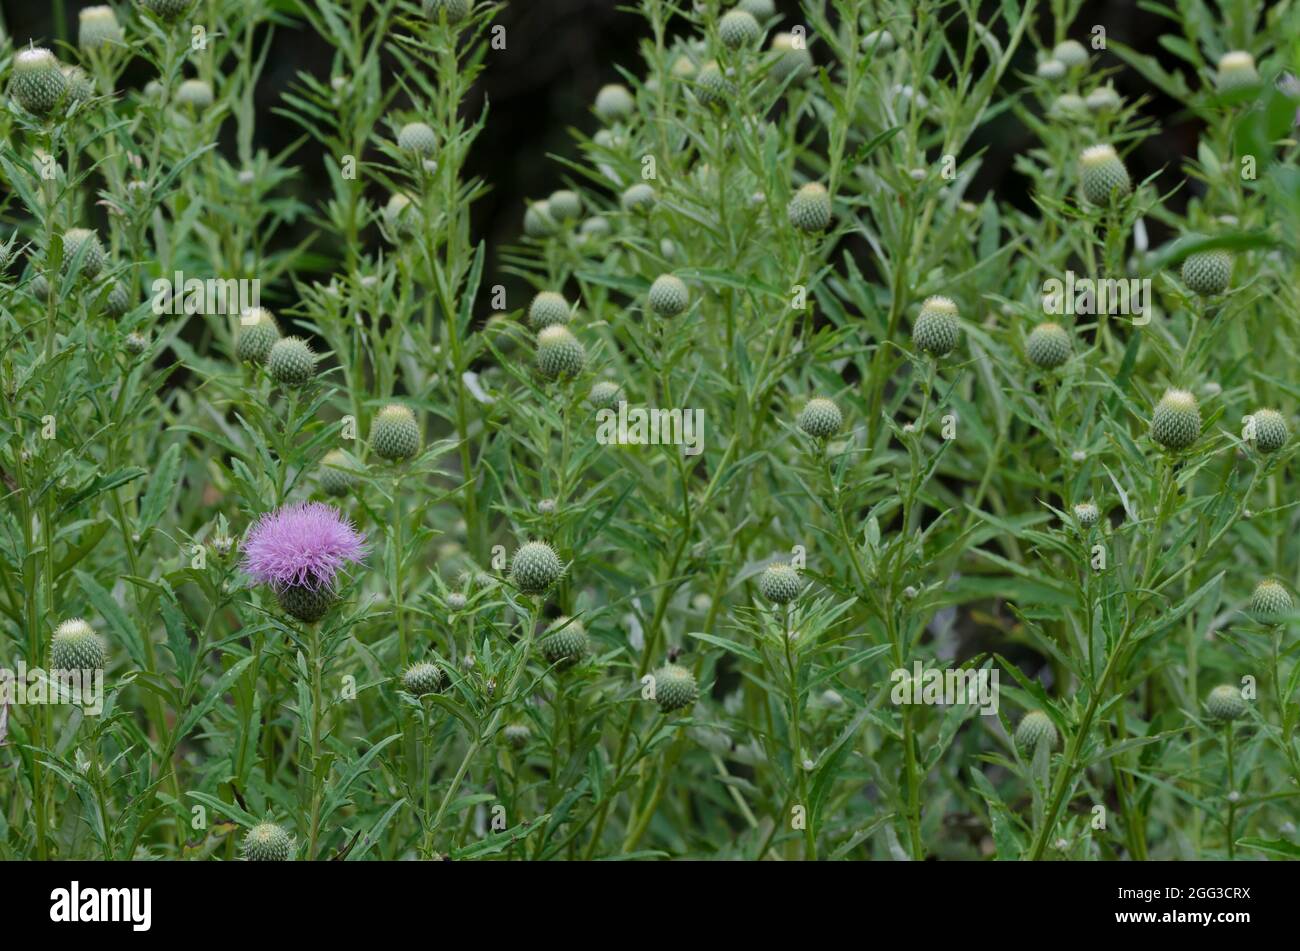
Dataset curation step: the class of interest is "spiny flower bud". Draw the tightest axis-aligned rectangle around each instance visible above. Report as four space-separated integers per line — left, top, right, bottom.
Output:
523 201 558 238
510 541 562 594
319 449 357 497
503 723 531 748
694 61 733 108
447 592 467 610
528 291 570 329
62 228 106 280
30 273 51 303
423 0 471 23
1014 710 1058 755
548 189 583 222
176 78 214 110
653 663 698 712
1215 51 1260 93
276 584 337 623
51 618 107 671
236 308 279 364
371 404 421 462
797 397 842 439
1248 408 1288 453
124 332 149 355
9 47 68 116
589 380 623 410
1181 249 1232 296
1050 93 1087 118
1251 577 1293 623
580 216 611 238
1078 144 1131 206
104 280 131 319
1026 322 1071 368
758 562 802 604
1073 501 1099 528
770 33 813 82
401 661 445 695
648 274 689 317
540 616 588 668
63 66 95 103
384 193 419 238
80 7 125 49
1084 85 1121 113
241 822 293 862
535 325 586 380
268 337 316 387
1205 684 1247 722
143 0 196 22
1151 388 1201 451
1036 59 1066 80
621 183 656 213
738 0 775 18
397 121 437 156
719 10 762 49
594 83 634 123
788 182 831 232
1053 40 1088 69
861 29 895 51
913 296 960 356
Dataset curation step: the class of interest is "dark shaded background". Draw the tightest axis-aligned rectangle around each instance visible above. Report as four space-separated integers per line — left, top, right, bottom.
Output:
2 1 1196 280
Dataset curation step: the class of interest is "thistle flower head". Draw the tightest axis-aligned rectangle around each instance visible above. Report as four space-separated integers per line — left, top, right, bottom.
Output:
528 291 570 329
1053 40 1088 69
397 121 437 156
759 562 802 604
1085 85 1121 113
621 183 657 213
719 10 763 49
589 380 623 410
79 7 125 49
1015 710 1058 754
62 228 106 280
63 66 95 103
769 33 814 82
524 201 558 238
1151 388 1201 451
1078 144 1131 206
861 29 895 52
423 0 472 23
535 325 586 380
242 822 294 862
1248 408 1288 453
653 663 698 712
401 661 445 696
371 404 421 462
319 449 358 498
267 336 316 387
503 723 531 749
547 189 582 222
510 541 563 594
913 296 961 356
1036 59 1066 80
1181 248 1232 296
737 0 775 19
241 501 366 593
1216 51 1259 92
51 618 108 671
1205 684 1247 722
594 83 634 123
1251 577 1293 623
540 616 589 668
1026 322 1071 369
176 78 214 110
236 307 279 364
694 61 733 108
648 274 690 317
10 47 68 116
797 397 842 439
1073 501 1100 528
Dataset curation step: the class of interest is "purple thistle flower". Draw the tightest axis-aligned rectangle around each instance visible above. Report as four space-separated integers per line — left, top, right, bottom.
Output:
241 501 367 592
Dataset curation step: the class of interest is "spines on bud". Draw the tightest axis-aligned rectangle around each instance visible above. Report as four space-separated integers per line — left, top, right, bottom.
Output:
1205 684 1247 722
719 10 763 49
510 541 563 594
371 404 421 462
535 326 586 380
267 337 317 387
401 661 445 696
621 184 657 213
540 616 589 668
1078 144 1131 206
1014 710 1058 754
912 296 961 356
594 83 634 123
1150 389 1201 451
797 397 842 439
319 449 358 498
61 228 106 280
1026 322 1071 369
1248 409 1288 453
648 274 690 317
653 663 698 712
51 618 107 671
1181 249 1232 296
758 562 802 604
788 182 832 232
10 47 69 116
79 6 125 49
236 308 279 364
528 291 570 329
1250 577 1293 623
1073 501 1100 528
397 121 437 156
1215 51 1260 93
242 822 294 861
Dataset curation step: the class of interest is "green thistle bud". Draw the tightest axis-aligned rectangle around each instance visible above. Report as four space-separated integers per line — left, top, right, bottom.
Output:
548 189 583 222
694 61 732 108
648 274 690 317
371 404 421 462
540 616 589 668
510 541 563 594
653 663 698 712
1150 388 1201 451
1073 501 1099 528
1053 40 1088 69
738 0 775 18
384 193 419 238
1036 59 1066 80
759 562 802 604
242 822 293 862
536 325 586 380
124 332 149 356
1084 85 1121 113
797 397 842 439
80 7 125 49
621 183 657 214
142 0 196 22
913 296 961 356
788 182 832 232
1026 322 1071 369
236 308 279 364
594 83 634 123
9 47 68 116
401 661 445 695
1050 93 1087 118
861 29 895 52
1251 577 1293 623
319 449 358 497
503 723 531 749
580 216 611 238
423 0 471 23
524 201 558 238
176 78 214 110
1015 710 1058 755
103 281 131 319
1078 144 1131 206
51 618 107 671
61 228 106 280
1248 408 1288 453
528 291 570 329
589 380 624 410
1181 249 1232 296
267 337 316 387
397 121 437 156
1205 684 1247 722
30 273 51 303
719 10 762 49
276 584 337 623
63 66 95 103
770 33 813 82
1215 51 1259 93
